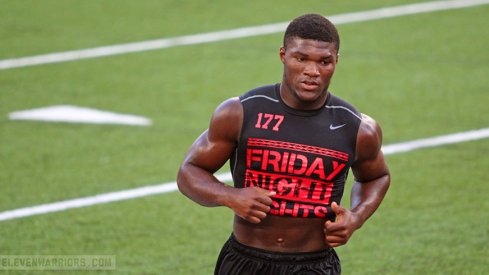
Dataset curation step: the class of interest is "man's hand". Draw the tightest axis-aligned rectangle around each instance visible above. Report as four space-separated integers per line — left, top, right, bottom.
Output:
324 202 362 247
227 187 275 224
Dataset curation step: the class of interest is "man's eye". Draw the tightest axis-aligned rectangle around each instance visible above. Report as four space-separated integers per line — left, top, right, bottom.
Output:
296 57 304 62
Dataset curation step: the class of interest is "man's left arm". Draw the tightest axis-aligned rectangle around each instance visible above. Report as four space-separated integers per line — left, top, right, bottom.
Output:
324 114 390 247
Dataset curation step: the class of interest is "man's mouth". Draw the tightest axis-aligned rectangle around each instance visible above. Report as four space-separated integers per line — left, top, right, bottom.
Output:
301 80 319 91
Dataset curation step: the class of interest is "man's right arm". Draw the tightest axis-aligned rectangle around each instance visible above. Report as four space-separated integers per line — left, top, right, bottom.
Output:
177 97 274 224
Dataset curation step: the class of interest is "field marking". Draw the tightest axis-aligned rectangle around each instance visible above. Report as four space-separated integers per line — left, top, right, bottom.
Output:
1 127 488 222
8 105 152 126
1 0 489 70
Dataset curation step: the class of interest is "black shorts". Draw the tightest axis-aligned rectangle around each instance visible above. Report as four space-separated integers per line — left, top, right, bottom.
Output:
214 235 341 275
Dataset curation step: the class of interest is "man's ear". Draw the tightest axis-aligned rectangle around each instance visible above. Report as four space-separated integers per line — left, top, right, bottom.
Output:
279 47 286 63
336 52 340 64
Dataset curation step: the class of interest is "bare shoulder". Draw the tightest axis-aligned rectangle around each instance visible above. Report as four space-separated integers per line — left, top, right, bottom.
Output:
355 114 383 162
212 97 243 121
208 97 243 141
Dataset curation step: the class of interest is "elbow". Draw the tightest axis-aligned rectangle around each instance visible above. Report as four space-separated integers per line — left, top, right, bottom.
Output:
176 167 190 196
384 170 391 187
381 172 391 196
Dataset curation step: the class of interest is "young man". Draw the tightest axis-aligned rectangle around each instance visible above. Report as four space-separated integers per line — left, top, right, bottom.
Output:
177 14 390 274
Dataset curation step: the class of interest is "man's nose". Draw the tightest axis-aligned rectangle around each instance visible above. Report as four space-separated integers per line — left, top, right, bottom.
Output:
304 62 320 77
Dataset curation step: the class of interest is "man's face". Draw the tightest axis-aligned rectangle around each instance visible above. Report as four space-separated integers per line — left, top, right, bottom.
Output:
280 37 338 110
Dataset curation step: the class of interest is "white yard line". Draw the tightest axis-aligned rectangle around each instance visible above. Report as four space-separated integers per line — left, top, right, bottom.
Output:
1 0 488 70
1 127 488 222
8 105 152 126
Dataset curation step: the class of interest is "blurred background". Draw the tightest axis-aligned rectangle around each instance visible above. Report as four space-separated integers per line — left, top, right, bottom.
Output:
1 0 488 274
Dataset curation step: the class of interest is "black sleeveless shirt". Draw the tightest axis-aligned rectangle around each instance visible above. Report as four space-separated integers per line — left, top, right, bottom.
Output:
230 84 362 220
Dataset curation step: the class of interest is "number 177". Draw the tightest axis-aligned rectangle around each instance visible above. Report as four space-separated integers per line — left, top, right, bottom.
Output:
255 113 284 132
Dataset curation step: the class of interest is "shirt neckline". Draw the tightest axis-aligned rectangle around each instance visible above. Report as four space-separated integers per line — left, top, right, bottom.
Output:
274 83 330 117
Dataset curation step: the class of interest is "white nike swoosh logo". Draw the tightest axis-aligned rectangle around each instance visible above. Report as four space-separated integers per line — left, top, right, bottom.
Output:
329 123 347 130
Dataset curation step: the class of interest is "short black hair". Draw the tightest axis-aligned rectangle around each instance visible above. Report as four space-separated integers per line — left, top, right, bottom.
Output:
283 14 340 52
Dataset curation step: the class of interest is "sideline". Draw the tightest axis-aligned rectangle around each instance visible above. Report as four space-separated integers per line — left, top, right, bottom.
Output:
1 0 489 70
1 127 488 222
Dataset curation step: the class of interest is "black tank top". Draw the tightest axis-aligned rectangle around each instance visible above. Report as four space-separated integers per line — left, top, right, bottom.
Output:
230 84 362 220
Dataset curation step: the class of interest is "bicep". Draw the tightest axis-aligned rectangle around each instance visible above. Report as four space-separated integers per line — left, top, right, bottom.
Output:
352 150 389 183
184 130 235 174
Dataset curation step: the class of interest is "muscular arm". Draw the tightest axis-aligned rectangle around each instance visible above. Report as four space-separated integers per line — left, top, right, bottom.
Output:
350 114 390 226
324 114 390 247
177 98 274 223
177 98 241 207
